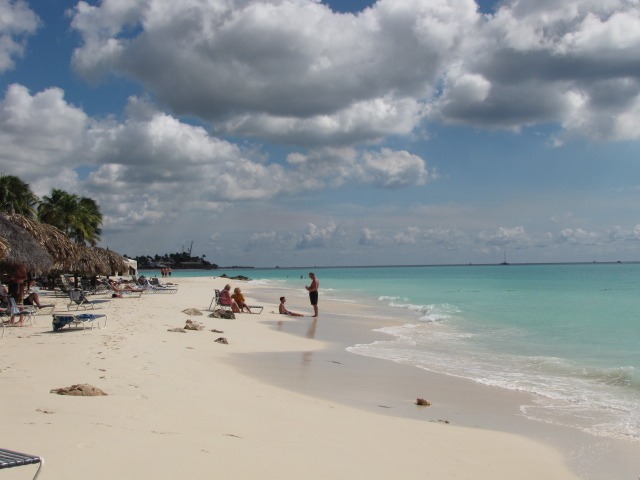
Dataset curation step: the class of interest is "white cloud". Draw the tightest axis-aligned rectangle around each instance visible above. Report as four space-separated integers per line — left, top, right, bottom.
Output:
478 226 531 247
0 86 429 235
356 148 431 188
557 227 601 245
69 0 479 145
0 0 39 72
0 84 87 192
295 222 339 249
359 227 387 246
432 0 640 140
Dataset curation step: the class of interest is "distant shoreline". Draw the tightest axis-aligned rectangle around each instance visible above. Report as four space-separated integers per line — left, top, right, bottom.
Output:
141 260 640 272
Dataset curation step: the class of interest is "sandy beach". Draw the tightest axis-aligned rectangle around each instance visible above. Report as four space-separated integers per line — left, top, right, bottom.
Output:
0 276 616 479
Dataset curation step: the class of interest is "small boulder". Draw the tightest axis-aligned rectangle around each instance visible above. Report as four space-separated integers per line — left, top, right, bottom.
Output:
182 308 203 316
51 384 107 396
214 337 229 344
416 398 431 406
184 319 204 331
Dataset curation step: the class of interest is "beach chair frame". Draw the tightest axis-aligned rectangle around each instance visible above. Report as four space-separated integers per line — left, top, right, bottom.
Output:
53 312 107 331
68 288 111 310
0 448 44 479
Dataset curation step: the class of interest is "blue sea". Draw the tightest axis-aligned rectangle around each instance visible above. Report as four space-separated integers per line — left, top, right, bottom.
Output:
166 263 640 441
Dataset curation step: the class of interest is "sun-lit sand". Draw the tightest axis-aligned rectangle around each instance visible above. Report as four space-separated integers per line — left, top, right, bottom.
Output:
0 276 582 479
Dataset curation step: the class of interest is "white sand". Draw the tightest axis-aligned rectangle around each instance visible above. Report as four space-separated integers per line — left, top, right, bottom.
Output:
0 277 581 479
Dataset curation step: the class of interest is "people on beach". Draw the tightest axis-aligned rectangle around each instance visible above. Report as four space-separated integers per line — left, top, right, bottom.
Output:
108 279 144 295
219 284 240 313
3 266 29 326
232 287 252 313
305 272 319 317
22 279 53 308
279 296 304 317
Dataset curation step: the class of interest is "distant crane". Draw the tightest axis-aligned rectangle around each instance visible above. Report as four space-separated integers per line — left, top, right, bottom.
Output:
182 241 194 257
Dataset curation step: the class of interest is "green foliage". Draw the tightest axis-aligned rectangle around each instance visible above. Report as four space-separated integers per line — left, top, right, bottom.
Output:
38 188 103 246
0 174 38 217
134 252 217 269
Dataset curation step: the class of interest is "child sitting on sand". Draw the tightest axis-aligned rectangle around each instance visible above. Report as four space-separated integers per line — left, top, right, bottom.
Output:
279 297 304 317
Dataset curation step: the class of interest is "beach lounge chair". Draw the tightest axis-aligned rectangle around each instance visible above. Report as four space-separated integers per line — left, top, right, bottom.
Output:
68 288 111 310
0 448 44 479
150 277 178 289
208 290 263 313
107 281 144 298
139 278 178 294
52 312 107 331
208 289 231 311
0 298 34 327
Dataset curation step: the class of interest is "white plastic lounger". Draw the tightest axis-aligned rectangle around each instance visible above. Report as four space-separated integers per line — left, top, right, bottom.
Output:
141 280 178 294
53 312 107 331
68 288 111 310
0 448 44 479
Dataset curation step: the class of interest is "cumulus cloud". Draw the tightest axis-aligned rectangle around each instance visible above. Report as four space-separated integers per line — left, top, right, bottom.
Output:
69 0 479 146
478 226 532 248
67 0 640 144
0 84 87 191
286 146 431 189
0 85 428 233
432 0 640 140
295 222 340 249
0 0 39 73
359 227 387 246
557 227 601 245
357 225 470 251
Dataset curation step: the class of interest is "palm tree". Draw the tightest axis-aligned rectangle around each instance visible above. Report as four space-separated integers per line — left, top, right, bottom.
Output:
75 197 102 246
38 189 103 245
0 174 38 217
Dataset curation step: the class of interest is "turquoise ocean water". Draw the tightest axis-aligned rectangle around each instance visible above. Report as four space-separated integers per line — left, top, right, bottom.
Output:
166 263 640 441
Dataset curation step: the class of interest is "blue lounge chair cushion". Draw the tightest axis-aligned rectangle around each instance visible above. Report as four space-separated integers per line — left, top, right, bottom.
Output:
52 313 106 331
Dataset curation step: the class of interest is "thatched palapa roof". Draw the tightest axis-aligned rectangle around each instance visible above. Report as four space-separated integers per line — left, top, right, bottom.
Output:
3 214 129 275
0 214 54 273
91 246 129 274
6 213 81 271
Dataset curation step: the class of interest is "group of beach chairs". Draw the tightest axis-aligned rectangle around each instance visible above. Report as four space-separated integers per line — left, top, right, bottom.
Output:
2 275 180 337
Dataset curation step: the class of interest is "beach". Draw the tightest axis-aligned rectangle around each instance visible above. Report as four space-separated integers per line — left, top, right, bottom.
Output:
0 276 631 479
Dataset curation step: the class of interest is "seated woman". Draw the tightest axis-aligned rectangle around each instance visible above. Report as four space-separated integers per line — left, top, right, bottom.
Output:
219 284 240 313
279 297 304 317
22 279 54 308
232 287 252 314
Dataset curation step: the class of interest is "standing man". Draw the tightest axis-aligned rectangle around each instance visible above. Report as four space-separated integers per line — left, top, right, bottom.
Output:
305 272 319 317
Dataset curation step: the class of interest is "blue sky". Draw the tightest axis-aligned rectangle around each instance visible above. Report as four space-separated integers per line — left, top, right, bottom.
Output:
1 0 640 267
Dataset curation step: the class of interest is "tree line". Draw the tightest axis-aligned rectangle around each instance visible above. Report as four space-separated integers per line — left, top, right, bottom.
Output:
134 252 218 270
1 173 218 269
0 173 102 246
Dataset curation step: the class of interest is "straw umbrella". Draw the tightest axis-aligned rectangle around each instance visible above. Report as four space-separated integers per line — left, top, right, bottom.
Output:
91 247 129 275
0 214 54 273
70 244 111 276
4 214 129 281
5 213 81 271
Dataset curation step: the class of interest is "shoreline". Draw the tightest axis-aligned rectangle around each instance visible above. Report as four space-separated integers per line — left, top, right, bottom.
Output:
240 278 640 480
1 276 635 478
